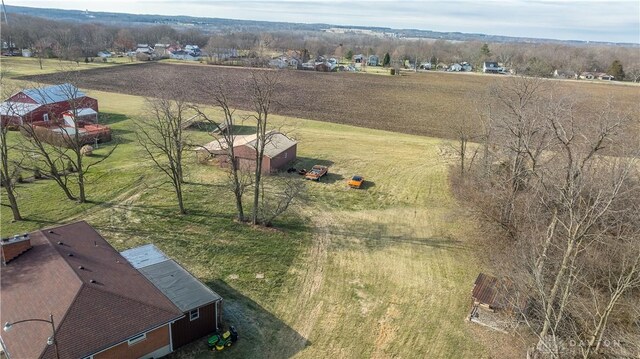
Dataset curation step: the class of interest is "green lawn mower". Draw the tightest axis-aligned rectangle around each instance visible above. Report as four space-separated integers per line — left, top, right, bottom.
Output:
208 326 238 351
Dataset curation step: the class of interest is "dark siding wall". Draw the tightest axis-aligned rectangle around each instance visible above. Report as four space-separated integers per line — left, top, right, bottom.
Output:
171 302 218 349
269 144 297 172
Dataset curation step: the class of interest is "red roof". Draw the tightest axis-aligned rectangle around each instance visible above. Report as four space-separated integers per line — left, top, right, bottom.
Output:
0 221 183 359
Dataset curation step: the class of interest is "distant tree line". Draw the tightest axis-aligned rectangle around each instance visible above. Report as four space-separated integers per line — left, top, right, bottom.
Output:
2 14 639 81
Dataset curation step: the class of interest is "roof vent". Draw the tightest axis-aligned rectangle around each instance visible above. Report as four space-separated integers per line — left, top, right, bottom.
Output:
57 241 64 245
48 230 54 234
78 265 84 270
67 253 74 257
90 279 96 283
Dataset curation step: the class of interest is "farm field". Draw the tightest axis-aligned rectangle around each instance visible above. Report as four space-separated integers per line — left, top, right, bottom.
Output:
0 64 526 357
18 61 640 141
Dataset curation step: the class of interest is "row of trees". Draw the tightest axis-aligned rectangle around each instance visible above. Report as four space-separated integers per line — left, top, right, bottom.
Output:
451 77 640 357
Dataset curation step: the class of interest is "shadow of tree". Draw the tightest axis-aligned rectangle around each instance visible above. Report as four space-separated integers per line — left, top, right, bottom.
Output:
325 219 465 251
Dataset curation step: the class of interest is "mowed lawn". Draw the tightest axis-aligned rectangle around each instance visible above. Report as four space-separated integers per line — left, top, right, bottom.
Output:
2 64 504 358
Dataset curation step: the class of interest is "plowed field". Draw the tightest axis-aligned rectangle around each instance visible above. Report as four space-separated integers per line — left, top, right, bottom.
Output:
20 62 639 140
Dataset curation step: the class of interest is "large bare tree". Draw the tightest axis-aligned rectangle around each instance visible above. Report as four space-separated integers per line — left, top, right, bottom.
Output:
192 79 250 222
20 81 115 203
136 96 189 214
0 76 22 221
247 71 280 225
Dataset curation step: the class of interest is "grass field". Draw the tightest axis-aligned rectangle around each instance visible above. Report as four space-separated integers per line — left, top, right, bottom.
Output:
1 62 536 358
18 61 640 141
0 55 140 78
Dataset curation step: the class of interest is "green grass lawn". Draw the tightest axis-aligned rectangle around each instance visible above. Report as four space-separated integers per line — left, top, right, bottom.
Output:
0 55 140 78
1 64 506 358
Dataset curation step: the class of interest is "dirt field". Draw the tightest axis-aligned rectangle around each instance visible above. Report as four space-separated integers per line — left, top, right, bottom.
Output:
20 62 640 140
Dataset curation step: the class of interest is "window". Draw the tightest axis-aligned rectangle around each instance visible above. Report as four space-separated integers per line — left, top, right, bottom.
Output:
127 333 146 345
189 309 200 321
43 114 49 122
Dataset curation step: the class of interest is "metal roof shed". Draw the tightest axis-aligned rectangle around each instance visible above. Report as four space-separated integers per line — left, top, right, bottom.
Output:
121 244 223 349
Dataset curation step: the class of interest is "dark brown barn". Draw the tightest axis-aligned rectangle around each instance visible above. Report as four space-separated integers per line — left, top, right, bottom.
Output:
0 83 98 126
121 244 223 349
198 131 297 174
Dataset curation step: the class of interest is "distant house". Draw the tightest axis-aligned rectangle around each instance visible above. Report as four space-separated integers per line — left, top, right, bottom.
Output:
154 44 171 57
121 244 223 350
198 131 297 174
553 69 577 79
97 50 112 58
136 44 153 54
0 83 98 126
418 62 432 70
0 221 190 359
449 63 463 72
461 62 473 72
288 57 301 69
436 62 449 70
170 50 200 61
599 74 614 81
269 58 288 69
21 48 32 57
483 61 501 73
368 55 379 66
301 61 316 70
353 54 364 63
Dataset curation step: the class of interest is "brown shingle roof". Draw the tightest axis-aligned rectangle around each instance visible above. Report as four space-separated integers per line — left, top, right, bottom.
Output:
472 272 501 308
0 221 183 359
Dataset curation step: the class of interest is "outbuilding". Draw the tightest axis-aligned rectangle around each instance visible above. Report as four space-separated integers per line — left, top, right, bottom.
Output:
121 244 223 350
0 83 98 126
198 131 297 174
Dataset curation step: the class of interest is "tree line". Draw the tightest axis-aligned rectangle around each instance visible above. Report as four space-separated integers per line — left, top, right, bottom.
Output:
2 14 639 81
451 77 640 358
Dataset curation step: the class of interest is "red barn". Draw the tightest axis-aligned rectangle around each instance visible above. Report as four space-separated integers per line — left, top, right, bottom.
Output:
0 83 98 126
198 131 297 174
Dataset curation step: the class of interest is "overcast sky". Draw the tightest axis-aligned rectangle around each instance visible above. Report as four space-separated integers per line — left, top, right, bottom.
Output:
8 0 640 43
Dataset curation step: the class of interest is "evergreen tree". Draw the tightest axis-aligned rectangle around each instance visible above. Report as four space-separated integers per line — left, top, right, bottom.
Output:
480 43 491 57
383 52 391 67
608 60 625 80
345 49 354 61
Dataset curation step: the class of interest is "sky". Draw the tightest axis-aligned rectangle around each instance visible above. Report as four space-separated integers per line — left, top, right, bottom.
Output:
7 0 640 43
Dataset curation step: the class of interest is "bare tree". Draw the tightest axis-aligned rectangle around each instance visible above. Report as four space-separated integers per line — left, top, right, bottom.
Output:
257 175 305 227
0 76 22 221
18 81 116 203
136 96 188 214
192 80 250 222
453 77 640 358
247 71 279 225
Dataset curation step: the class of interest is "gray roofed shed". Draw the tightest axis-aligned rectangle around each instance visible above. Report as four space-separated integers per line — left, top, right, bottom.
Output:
121 244 222 312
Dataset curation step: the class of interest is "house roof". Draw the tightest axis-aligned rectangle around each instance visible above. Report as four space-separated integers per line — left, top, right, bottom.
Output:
21 83 86 105
0 101 41 116
0 221 183 359
472 273 500 307
121 244 222 312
